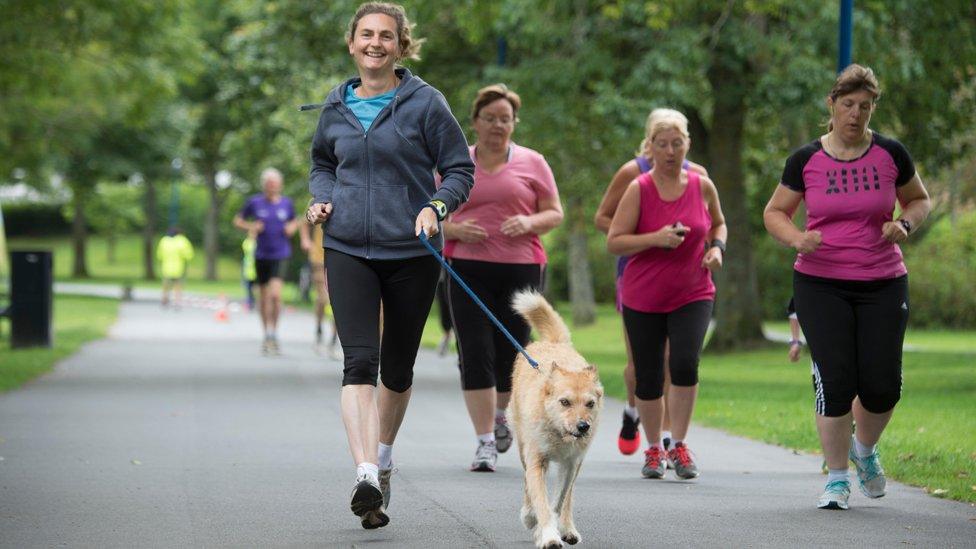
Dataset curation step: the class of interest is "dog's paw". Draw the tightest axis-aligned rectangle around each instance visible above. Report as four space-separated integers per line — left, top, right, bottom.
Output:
560 528 581 545
520 505 537 530
535 525 563 549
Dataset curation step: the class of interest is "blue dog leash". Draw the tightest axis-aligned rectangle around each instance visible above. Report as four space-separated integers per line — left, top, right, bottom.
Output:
419 232 539 369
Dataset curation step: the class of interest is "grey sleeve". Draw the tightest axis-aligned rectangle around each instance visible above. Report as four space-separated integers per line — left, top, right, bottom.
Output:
309 108 337 204
423 92 474 212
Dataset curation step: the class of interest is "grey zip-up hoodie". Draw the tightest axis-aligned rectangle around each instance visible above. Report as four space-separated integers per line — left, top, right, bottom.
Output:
309 68 474 260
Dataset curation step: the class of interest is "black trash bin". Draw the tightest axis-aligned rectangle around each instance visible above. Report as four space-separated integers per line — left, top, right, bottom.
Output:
10 250 53 348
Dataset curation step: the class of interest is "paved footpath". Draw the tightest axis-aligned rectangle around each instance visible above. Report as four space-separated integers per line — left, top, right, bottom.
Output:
1 301 973 548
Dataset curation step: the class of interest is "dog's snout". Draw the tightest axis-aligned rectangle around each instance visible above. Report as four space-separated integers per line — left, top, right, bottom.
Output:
576 421 590 433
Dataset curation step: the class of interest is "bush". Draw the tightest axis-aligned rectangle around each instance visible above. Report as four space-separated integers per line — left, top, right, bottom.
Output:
903 210 976 328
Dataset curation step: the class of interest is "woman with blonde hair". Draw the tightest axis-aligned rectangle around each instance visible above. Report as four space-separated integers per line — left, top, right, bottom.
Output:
594 108 708 458
607 109 726 480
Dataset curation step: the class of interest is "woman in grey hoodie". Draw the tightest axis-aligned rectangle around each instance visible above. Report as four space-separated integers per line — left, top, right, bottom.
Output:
305 2 473 530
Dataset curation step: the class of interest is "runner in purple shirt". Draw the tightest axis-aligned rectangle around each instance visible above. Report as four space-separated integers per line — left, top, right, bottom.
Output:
233 168 298 354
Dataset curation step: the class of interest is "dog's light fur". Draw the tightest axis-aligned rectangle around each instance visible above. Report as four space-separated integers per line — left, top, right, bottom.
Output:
509 290 603 549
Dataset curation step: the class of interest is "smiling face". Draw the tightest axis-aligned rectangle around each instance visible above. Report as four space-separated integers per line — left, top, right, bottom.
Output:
473 97 516 148
649 127 689 173
347 13 400 75
828 89 876 143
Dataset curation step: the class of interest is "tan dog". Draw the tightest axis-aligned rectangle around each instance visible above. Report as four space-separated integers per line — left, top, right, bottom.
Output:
510 290 603 549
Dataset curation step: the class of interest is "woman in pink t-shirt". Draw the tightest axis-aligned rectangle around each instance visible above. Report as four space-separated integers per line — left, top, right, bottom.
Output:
764 65 931 511
607 109 727 481
442 84 564 472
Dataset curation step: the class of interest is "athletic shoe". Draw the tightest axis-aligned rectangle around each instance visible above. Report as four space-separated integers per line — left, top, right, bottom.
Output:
668 442 700 479
261 338 272 355
641 446 666 479
378 466 396 509
266 337 280 355
618 411 641 455
817 479 851 510
849 437 886 498
350 475 388 528
470 440 497 472
663 436 673 469
494 416 513 454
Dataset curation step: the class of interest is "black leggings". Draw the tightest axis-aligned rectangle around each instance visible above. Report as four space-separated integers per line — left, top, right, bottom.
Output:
793 271 908 417
622 300 713 400
326 250 441 392
447 259 544 392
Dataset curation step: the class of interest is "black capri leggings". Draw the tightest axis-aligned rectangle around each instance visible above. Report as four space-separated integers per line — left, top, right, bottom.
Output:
326 249 441 392
447 259 544 392
793 271 908 417
622 300 713 400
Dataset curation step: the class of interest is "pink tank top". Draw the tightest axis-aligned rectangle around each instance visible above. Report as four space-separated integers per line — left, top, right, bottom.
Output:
621 170 716 313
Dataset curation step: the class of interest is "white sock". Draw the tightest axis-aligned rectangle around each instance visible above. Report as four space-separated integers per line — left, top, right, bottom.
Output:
477 432 495 445
624 406 639 420
662 430 673 441
853 436 876 458
827 468 849 484
356 462 379 484
495 408 507 422
378 443 393 470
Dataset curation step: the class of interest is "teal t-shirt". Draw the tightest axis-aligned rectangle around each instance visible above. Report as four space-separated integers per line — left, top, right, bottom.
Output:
345 85 396 132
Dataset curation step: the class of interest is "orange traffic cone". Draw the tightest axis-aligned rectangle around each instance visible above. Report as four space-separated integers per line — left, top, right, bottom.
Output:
214 293 229 322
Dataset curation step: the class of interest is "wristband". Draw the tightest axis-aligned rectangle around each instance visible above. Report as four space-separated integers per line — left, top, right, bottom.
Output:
709 238 726 253
424 199 448 221
789 339 803 347
897 218 912 234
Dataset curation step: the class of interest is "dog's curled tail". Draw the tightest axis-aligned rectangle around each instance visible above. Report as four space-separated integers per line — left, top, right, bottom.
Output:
511 290 570 344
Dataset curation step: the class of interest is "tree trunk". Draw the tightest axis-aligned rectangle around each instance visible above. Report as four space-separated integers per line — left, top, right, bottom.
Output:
566 202 595 326
203 165 219 281
71 184 89 278
143 178 157 280
705 54 766 350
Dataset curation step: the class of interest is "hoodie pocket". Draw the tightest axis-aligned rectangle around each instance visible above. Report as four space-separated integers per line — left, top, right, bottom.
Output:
370 185 414 243
325 185 367 244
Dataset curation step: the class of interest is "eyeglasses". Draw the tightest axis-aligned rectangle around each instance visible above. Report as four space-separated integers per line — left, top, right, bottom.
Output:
477 115 515 126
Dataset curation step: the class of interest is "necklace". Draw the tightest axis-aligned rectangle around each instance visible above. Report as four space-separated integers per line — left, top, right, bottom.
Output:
826 131 871 160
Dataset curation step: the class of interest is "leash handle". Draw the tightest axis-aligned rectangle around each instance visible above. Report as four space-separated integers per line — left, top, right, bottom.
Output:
419 232 538 369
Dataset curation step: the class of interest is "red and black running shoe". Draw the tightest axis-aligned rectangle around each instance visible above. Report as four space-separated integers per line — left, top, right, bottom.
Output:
618 411 641 455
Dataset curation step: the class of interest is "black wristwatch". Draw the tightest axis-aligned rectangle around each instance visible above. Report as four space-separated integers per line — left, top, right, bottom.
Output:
897 218 912 234
424 199 448 221
709 238 726 253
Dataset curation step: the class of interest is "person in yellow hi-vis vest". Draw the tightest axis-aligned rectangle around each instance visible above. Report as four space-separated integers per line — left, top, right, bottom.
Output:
157 227 194 309
241 226 258 311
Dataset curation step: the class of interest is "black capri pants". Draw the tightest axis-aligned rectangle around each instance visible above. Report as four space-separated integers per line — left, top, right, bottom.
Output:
326 249 441 392
793 271 908 417
448 259 544 392
622 300 713 400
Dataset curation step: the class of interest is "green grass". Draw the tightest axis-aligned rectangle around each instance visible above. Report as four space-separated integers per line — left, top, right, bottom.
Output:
0 295 119 392
766 320 976 353
422 303 976 503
